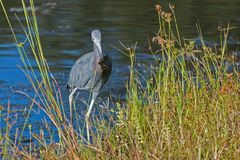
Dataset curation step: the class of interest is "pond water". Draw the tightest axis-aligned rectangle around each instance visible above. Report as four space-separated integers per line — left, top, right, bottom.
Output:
0 0 240 144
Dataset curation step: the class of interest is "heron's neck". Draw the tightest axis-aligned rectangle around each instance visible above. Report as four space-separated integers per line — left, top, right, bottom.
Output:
94 44 103 57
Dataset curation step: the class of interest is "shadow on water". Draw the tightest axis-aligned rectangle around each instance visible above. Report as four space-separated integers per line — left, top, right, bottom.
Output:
0 0 240 144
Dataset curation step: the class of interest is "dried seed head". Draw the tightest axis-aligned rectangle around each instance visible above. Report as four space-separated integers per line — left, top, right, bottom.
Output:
218 26 223 31
155 4 162 15
162 12 172 22
161 11 165 16
152 35 167 47
169 3 175 10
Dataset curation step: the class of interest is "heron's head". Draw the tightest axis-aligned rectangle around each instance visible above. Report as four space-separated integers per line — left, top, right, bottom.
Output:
91 30 102 53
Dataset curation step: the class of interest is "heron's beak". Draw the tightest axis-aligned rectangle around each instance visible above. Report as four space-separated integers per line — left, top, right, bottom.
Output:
96 41 102 53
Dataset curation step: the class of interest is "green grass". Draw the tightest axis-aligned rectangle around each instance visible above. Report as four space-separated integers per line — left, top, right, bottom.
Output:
1 1 240 159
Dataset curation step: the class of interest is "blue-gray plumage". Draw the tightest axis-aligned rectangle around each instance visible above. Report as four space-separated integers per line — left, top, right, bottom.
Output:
67 30 112 141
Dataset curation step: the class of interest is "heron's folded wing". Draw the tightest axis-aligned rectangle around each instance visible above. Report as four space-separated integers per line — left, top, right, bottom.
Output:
68 53 95 89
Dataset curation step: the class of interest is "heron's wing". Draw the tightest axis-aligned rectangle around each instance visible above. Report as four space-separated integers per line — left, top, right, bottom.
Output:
68 52 95 89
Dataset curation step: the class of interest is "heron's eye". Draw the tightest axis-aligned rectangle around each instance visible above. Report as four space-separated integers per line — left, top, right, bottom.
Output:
92 38 95 41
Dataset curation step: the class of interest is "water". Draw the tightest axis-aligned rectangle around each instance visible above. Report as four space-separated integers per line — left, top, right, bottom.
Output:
0 0 240 144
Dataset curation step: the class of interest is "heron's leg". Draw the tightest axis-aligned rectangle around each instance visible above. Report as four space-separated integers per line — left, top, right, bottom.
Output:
69 88 77 125
85 98 95 142
85 92 99 142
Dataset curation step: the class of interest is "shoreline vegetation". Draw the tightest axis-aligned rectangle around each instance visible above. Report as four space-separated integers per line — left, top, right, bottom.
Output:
1 0 240 159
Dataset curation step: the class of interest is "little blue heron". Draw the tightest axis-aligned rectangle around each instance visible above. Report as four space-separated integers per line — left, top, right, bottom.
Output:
67 30 112 142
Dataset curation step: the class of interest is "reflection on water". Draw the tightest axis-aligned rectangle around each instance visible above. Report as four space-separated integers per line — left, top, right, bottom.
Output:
0 0 240 142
